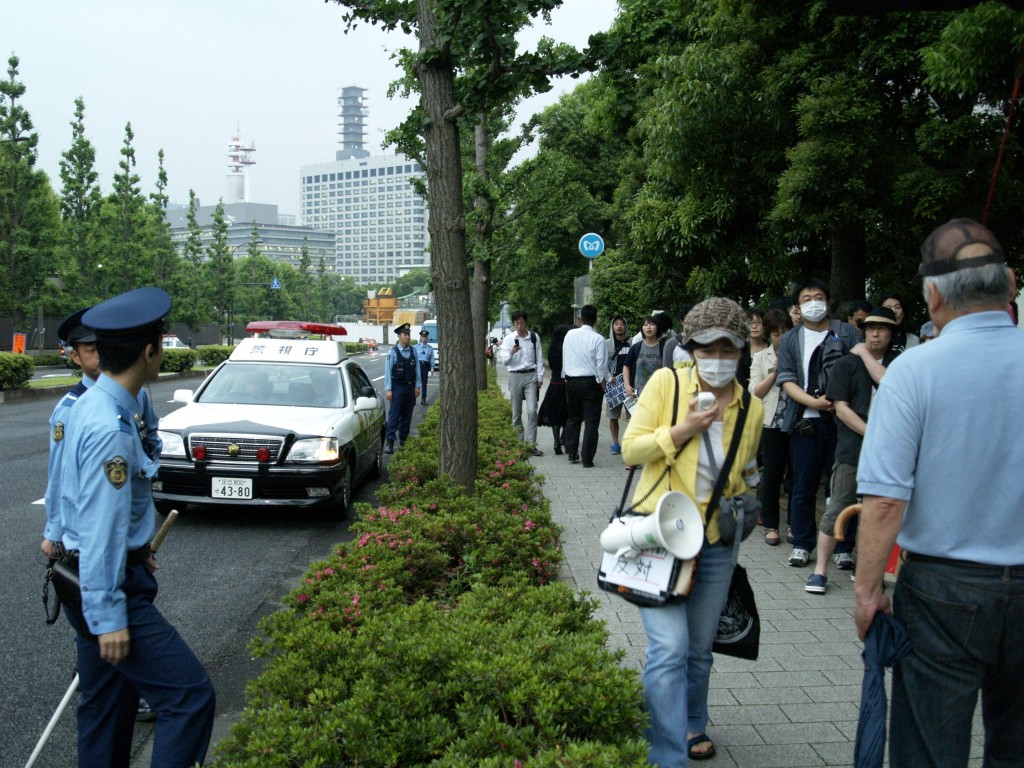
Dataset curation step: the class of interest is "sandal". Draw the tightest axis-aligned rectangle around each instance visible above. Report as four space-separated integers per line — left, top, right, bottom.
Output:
764 528 780 546
687 733 716 761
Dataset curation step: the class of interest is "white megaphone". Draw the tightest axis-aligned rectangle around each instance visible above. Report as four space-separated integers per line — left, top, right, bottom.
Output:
600 491 704 560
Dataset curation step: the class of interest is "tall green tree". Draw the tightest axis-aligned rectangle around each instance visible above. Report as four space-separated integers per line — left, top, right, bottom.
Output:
149 149 179 286
56 96 102 306
205 200 234 333
173 189 210 331
0 55 60 327
297 236 312 319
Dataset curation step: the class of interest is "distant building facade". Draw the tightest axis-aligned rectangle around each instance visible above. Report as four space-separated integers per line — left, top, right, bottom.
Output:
166 201 336 273
298 86 430 285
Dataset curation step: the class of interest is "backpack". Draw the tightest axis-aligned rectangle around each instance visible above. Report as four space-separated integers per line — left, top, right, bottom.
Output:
806 320 847 398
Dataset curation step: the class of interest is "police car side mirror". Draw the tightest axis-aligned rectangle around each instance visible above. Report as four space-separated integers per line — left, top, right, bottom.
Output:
172 389 194 403
360 386 376 399
354 396 378 412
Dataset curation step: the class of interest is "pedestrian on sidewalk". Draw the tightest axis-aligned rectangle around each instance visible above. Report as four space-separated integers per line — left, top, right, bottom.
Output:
622 297 763 767
539 324 570 455
500 310 545 456
561 305 609 467
605 315 630 455
749 307 793 546
855 218 1024 767
805 306 899 595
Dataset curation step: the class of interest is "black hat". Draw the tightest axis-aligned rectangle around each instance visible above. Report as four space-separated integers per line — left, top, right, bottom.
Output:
57 307 97 345
860 306 898 328
419 329 429 337
82 287 172 342
394 323 411 335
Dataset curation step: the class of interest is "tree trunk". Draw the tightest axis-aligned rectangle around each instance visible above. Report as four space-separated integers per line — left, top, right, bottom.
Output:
471 115 492 392
830 222 867 316
417 0 477 492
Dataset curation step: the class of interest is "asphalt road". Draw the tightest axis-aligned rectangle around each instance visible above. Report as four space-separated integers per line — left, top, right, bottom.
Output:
0 347 430 767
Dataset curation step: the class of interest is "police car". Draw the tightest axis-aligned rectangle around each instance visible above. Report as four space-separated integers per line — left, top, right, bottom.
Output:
152 322 385 517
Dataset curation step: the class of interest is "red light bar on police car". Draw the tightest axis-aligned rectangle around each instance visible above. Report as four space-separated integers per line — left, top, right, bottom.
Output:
244 321 348 338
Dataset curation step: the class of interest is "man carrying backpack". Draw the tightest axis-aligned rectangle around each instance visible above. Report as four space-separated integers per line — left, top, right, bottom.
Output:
776 278 860 567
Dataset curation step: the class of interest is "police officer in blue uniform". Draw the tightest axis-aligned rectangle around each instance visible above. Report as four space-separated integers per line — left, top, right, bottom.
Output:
58 287 215 767
384 323 421 453
41 308 100 559
414 328 435 405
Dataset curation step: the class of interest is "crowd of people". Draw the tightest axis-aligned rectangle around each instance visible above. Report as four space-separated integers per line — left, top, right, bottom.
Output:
494 218 1023 768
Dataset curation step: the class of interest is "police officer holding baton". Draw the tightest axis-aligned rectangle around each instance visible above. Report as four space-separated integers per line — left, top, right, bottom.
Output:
54 287 215 767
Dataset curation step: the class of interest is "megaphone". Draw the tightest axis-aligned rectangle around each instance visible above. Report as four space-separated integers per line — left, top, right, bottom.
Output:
600 491 704 560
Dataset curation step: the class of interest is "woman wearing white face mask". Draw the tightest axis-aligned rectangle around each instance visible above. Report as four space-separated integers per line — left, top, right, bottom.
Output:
622 297 764 767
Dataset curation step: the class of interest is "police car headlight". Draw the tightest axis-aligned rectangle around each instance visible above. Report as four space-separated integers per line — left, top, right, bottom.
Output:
286 437 339 463
159 431 186 457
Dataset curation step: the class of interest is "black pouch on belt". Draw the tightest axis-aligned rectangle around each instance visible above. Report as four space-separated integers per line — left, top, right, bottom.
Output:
49 557 97 641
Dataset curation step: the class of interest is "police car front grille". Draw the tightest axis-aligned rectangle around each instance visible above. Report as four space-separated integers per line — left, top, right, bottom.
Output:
189 434 284 463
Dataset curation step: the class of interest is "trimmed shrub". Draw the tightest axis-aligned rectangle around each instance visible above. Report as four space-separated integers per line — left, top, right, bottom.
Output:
32 351 66 366
0 352 34 390
210 378 646 768
196 345 234 367
160 347 198 373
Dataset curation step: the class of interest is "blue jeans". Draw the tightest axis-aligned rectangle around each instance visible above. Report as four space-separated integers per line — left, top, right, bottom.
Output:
788 417 835 551
890 557 1024 768
639 541 737 768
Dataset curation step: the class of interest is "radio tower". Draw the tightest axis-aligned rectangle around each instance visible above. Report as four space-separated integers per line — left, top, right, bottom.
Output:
227 131 257 203
336 86 370 161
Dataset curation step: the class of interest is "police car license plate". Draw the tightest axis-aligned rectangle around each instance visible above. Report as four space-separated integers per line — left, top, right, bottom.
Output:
211 478 253 499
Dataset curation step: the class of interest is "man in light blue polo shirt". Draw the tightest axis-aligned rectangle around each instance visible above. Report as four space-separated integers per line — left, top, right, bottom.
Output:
854 218 1024 768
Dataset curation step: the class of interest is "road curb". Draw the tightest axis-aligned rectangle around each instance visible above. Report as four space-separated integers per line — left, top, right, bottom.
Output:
0 369 211 406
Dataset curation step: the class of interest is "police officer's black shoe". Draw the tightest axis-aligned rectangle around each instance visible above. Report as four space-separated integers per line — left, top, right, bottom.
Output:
136 698 156 722
385 440 394 454
399 440 407 448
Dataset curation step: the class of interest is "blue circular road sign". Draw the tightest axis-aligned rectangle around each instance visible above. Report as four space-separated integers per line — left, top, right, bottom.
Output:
578 232 605 259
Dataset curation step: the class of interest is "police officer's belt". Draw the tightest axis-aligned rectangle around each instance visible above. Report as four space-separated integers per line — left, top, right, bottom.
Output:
62 543 153 570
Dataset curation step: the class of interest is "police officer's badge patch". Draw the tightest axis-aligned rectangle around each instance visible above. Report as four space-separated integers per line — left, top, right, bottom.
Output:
104 457 129 489
53 422 65 442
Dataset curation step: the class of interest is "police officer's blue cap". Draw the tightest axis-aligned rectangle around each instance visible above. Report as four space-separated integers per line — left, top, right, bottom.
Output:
57 307 97 345
82 287 172 342
394 323 411 335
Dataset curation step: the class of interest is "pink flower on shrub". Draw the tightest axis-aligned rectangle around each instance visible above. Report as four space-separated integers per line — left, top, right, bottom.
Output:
296 593 310 604
502 482 510 489
524 520 535 530
352 593 360 606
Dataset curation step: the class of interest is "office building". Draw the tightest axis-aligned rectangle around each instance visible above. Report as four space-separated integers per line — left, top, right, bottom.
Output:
299 86 430 285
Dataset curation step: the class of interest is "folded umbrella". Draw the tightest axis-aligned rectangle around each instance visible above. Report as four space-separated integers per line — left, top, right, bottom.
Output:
854 612 912 768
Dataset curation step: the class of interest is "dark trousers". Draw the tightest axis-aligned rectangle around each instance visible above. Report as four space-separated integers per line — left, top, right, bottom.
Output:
67 563 215 768
890 558 1024 767
563 377 603 464
758 427 789 531
418 361 431 402
387 382 416 441
788 417 835 551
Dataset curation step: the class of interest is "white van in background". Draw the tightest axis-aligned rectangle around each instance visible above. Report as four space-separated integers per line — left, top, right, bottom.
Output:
418 319 440 370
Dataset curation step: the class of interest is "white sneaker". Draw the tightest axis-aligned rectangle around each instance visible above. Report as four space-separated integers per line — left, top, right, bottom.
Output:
788 548 810 567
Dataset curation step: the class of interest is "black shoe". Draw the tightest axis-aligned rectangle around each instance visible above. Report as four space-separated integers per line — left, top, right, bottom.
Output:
421 400 427 405
582 462 594 468
568 455 580 464
553 445 563 455
399 440 407 448
385 440 394 454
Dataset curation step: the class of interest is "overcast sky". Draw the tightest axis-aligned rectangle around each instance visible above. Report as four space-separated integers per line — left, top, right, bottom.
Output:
5 0 619 217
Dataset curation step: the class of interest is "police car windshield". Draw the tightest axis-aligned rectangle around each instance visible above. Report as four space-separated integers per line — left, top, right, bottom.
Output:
198 363 345 408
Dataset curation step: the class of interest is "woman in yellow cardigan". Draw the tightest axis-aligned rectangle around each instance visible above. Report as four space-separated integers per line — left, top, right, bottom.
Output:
622 297 763 765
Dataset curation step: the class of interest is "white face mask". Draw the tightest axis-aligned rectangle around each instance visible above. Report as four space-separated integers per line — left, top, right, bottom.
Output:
799 300 828 323
696 357 738 388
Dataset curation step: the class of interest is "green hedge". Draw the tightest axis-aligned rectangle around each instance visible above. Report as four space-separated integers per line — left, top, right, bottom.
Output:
160 348 198 373
211 376 647 767
0 352 34 390
196 345 234 367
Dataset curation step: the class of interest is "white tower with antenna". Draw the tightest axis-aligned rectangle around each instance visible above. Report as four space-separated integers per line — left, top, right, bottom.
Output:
226 131 257 203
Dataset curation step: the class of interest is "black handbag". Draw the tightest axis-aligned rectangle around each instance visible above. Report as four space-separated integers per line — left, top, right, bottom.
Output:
713 563 760 660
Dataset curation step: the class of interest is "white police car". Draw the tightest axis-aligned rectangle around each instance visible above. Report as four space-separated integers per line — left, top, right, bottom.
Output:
153 322 385 517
